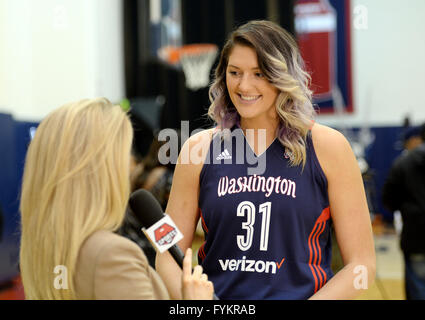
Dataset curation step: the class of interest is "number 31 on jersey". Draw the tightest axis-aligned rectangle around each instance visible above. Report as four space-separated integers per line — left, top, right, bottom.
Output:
236 201 271 251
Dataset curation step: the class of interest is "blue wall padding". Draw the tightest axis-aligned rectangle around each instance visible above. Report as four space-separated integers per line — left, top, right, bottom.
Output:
0 113 38 284
364 127 404 222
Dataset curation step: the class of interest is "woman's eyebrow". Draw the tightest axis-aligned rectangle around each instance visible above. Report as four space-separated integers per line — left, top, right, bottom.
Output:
227 64 260 70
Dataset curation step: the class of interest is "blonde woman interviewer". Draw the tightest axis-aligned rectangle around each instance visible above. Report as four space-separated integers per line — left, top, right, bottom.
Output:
19 98 213 300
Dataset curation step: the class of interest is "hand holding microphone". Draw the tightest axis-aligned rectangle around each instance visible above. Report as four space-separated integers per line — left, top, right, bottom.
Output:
129 189 217 300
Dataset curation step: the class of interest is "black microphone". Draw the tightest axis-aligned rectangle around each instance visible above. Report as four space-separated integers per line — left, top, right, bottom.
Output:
129 189 185 268
129 189 219 300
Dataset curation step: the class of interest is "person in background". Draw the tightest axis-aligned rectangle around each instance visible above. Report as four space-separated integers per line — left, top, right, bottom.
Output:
19 98 213 299
402 126 422 151
131 134 174 210
382 123 425 300
118 134 176 268
392 125 423 235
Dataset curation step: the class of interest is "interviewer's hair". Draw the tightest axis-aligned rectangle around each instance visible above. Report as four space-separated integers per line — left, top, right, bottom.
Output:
19 98 133 299
208 20 316 167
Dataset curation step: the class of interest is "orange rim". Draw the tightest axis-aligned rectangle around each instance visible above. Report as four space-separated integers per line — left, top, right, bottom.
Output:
161 44 218 64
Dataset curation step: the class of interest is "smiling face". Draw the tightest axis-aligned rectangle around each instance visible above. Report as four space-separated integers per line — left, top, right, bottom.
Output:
226 44 280 126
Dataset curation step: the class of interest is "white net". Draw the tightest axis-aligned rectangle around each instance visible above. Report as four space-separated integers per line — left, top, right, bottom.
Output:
179 46 218 91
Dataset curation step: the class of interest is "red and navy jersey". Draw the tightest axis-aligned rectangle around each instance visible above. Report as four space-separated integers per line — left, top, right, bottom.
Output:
197 127 332 299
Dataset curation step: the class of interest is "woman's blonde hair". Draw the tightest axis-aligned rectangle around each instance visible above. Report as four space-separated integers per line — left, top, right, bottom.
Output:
19 98 133 299
208 20 316 167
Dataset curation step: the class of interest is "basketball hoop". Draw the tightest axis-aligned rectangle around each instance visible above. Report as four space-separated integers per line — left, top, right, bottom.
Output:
158 44 218 91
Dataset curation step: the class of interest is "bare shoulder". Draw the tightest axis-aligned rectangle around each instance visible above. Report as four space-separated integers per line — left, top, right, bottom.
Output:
185 127 215 147
171 127 216 194
310 122 357 177
178 127 215 166
311 122 350 150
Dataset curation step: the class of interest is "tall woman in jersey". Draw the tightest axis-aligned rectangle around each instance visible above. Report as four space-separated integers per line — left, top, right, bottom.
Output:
156 20 376 299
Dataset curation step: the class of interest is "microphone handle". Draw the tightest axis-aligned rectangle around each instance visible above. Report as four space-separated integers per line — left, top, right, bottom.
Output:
168 245 219 300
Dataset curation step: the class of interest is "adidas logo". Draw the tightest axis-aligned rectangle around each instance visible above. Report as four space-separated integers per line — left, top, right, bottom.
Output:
216 149 232 160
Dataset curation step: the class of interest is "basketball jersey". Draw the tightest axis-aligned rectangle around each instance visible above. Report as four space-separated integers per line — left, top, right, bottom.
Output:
197 126 332 300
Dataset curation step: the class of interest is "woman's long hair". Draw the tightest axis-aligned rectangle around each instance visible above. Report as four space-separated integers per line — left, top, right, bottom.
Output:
208 20 316 167
19 98 133 299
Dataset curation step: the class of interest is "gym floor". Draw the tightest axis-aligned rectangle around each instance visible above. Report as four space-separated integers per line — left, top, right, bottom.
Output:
355 222 405 300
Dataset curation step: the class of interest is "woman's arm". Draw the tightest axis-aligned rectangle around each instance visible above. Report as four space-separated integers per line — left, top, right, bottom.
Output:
155 129 214 299
309 124 376 300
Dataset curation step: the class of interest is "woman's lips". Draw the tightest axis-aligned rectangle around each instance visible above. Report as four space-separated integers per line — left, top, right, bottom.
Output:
237 94 261 104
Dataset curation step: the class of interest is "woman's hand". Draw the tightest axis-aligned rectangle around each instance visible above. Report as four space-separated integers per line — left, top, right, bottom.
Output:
181 248 214 300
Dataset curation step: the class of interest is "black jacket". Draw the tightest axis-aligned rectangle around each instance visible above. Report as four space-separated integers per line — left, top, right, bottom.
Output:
382 143 425 254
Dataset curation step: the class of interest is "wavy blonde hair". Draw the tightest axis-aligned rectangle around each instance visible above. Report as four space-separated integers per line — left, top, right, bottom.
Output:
19 98 133 299
208 20 316 167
